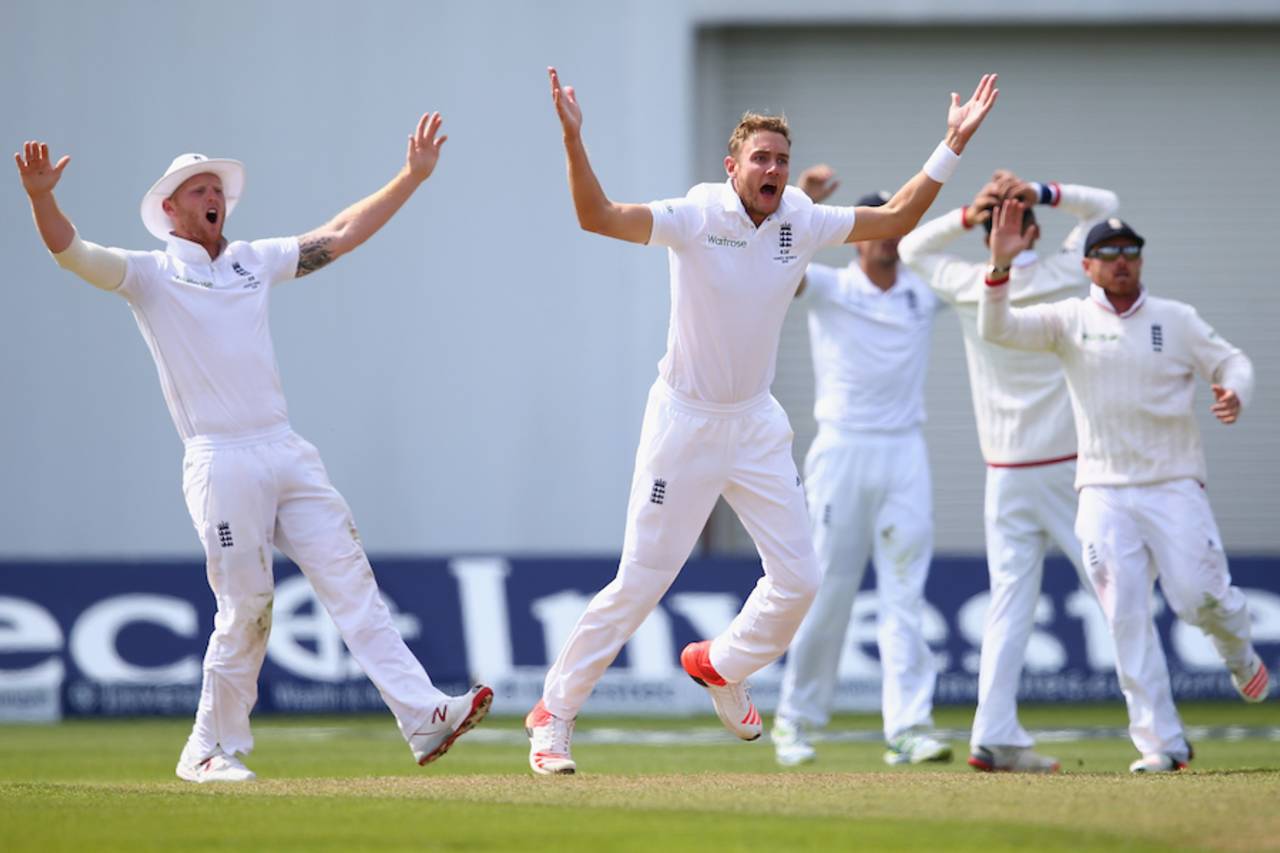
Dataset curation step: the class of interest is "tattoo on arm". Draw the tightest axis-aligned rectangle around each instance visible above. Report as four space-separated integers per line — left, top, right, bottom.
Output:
296 235 334 278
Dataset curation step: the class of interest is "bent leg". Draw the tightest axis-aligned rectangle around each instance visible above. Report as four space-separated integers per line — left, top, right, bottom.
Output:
543 388 724 718
274 436 447 740
714 400 820 683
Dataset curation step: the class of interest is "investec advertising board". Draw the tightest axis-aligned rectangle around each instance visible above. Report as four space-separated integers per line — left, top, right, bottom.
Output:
1 557 1277 721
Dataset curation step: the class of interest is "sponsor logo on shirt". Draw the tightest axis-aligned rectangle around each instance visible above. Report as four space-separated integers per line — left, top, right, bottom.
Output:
171 273 214 289
1080 330 1121 344
707 234 748 249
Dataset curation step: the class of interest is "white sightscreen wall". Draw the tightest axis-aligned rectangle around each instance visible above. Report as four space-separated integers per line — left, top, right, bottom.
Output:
698 25 1280 554
0 0 694 557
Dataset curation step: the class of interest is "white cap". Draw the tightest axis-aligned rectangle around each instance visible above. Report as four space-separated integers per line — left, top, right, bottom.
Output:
139 153 245 241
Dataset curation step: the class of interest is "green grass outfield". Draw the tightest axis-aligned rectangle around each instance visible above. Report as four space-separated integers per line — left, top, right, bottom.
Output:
2 702 1278 852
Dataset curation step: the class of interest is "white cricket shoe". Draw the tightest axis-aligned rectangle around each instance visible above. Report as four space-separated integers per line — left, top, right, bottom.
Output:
968 745 1060 774
681 641 762 741
1129 752 1189 774
526 699 576 775
772 716 816 766
1229 655 1270 703
409 684 494 766
884 731 953 766
176 748 256 783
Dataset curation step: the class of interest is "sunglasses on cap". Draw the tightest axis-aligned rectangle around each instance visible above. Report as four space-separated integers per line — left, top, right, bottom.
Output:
1088 245 1142 261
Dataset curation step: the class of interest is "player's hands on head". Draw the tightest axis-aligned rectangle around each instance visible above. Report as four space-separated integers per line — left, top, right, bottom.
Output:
967 181 1004 226
14 141 70 199
548 67 583 139
1211 385 1241 424
989 198 1031 268
945 74 999 154
797 164 839 203
405 112 447 182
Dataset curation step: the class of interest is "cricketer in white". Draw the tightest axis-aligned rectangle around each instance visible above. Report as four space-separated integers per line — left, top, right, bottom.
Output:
899 173 1173 773
772 182 951 769
525 67 998 775
14 123 492 784
978 200 1269 773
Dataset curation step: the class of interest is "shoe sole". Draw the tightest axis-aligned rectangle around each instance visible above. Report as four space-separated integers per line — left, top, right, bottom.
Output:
418 686 494 766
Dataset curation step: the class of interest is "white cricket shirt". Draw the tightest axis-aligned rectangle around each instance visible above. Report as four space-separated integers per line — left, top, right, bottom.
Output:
648 181 856 404
979 284 1255 488
803 261 941 432
113 235 300 442
899 184 1119 465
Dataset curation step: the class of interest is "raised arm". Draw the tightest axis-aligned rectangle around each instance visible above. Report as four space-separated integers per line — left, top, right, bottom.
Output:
978 200 1066 350
294 111 447 278
549 67 653 245
847 74 999 243
16 141 125 291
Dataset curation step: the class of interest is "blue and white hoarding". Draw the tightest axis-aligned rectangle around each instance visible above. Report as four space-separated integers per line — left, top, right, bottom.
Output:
2 556 1277 721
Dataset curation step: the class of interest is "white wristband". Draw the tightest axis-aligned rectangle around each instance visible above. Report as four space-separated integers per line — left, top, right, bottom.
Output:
922 141 961 184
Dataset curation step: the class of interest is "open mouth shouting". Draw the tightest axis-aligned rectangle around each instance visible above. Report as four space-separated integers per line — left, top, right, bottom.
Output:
205 207 219 225
760 182 778 199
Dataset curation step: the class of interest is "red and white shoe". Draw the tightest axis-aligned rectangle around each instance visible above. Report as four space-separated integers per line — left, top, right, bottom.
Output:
1230 656 1270 703
680 640 762 741
409 685 494 765
526 699 577 775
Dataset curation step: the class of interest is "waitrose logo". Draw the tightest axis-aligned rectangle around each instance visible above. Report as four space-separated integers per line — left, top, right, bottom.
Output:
707 234 748 249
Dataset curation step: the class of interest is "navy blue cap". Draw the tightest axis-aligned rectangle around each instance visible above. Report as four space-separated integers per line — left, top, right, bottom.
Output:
1085 217 1145 256
856 190 891 208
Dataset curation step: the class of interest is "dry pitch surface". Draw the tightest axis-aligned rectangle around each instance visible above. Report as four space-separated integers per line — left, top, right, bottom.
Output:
2 703 1278 851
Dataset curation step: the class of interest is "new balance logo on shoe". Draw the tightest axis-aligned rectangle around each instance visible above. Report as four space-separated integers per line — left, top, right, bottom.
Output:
432 705 448 724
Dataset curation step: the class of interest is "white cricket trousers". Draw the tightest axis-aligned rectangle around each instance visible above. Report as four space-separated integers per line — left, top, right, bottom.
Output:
1076 478 1254 759
180 425 447 760
972 461 1089 749
777 426 936 741
542 381 821 719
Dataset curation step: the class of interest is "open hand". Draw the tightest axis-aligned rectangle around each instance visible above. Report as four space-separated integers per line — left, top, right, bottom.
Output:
946 74 999 154
548 67 582 139
797 164 840 202
405 112 447 182
1211 384 1241 424
989 199 1033 267
15 141 70 199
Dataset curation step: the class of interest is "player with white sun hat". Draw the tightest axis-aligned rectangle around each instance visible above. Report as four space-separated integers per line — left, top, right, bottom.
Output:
15 117 492 783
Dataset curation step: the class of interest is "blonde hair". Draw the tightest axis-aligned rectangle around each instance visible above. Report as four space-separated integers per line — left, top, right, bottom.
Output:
727 113 791 157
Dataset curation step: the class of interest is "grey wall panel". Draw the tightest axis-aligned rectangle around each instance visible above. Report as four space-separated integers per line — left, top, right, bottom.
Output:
699 25 1280 554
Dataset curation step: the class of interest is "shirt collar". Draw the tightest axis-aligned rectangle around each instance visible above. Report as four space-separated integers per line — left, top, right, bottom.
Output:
847 262 899 296
1090 283 1146 317
165 234 224 264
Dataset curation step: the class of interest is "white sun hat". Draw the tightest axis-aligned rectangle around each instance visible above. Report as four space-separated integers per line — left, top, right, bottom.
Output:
139 153 245 241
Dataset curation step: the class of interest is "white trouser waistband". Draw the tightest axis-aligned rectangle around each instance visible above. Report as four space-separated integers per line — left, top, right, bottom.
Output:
183 423 293 452
655 379 773 419
815 421 922 440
